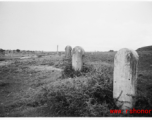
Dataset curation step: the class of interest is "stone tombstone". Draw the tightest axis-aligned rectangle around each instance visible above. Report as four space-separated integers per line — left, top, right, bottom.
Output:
65 45 72 59
113 48 139 113
72 46 85 71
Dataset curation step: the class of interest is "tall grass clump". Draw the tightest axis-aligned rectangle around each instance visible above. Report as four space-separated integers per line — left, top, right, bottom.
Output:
39 61 118 117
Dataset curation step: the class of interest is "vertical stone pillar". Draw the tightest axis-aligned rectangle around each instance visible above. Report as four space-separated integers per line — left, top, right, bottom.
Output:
113 48 139 113
57 45 58 55
72 46 85 71
65 45 72 59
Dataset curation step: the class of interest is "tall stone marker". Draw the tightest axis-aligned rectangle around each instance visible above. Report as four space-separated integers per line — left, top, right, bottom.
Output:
113 48 139 113
65 45 72 59
72 46 85 71
57 45 58 55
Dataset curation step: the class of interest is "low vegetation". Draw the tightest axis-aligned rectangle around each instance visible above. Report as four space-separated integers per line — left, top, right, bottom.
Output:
0 47 152 117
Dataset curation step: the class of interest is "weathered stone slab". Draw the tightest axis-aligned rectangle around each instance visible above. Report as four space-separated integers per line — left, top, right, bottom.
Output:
113 48 139 113
65 45 72 59
72 46 85 71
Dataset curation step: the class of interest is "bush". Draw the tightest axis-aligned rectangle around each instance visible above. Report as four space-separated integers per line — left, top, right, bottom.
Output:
37 54 43 58
109 50 114 52
16 49 20 53
37 63 117 117
42 71 152 117
0 48 5 52
44 78 115 116
0 49 5 56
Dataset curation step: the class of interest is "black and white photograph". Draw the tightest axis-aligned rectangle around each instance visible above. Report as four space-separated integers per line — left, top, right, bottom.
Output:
0 0 152 117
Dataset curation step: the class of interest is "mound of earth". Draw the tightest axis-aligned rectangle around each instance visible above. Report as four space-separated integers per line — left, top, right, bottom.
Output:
137 45 152 51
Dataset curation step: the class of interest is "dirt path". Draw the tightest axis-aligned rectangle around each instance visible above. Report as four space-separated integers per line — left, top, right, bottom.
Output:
29 65 63 72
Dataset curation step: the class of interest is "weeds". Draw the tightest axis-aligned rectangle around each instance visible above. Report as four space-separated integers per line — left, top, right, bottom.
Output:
1 50 152 117
36 54 152 117
37 61 117 117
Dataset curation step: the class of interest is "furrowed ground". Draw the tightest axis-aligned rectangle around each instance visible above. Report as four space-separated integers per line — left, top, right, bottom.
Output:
0 49 152 117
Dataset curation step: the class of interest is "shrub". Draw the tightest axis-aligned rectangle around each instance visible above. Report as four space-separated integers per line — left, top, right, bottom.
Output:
109 50 114 52
0 48 5 53
37 54 43 58
38 63 117 117
16 49 20 52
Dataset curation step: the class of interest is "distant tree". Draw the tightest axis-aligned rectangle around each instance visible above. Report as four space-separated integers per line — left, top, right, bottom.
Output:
0 48 5 55
16 49 20 52
0 48 5 52
109 50 114 52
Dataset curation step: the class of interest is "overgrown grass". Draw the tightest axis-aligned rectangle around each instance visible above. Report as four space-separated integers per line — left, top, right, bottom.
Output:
33 57 118 117
1 51 152 117
35 52 152 117
42 70 115 116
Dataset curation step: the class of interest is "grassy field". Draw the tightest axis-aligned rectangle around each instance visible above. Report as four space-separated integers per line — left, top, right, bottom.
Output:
0 47 152 117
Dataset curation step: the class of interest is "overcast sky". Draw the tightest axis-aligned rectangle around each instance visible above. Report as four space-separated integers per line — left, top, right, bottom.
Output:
0 1 152 51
